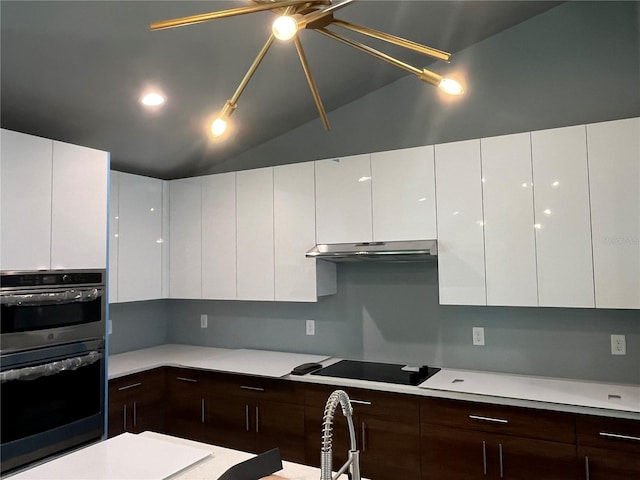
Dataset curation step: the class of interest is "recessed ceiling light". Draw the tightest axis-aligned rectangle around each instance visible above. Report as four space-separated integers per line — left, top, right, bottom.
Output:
140 92 165 107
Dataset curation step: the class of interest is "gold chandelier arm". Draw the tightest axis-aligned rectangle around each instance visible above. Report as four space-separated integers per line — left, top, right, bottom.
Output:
316 27 444 86
228 35 276 108
150 0 316 31
330 19 451 61
293 36 330 131
302 0 357 27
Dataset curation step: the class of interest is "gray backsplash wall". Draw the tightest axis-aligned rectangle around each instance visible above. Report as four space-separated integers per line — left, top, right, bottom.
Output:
109 2 640 384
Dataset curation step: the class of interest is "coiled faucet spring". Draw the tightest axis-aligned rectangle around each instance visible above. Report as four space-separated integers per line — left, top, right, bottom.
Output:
320 390 360 480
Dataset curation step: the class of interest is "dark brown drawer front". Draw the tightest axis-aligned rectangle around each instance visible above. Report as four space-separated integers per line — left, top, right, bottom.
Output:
110 368 165 402
421 397 576 443
165 367 212 389
577 415 640 454
304 383 419 418
208 372 304 404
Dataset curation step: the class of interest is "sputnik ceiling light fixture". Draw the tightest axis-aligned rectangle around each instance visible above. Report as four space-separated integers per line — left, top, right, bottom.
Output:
150 0 465 138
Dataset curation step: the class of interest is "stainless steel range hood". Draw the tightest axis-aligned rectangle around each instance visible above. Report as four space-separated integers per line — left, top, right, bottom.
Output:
305 240 437 262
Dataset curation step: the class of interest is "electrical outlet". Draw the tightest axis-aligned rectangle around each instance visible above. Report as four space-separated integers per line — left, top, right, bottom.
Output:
108 319 112 335
200 314 208 329
611 334 626 355
473 327 485 346
306 320 315 336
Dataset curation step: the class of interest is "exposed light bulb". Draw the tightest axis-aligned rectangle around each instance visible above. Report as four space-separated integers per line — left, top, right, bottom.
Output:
439 78 464 95
140 92 165 107
272 16 298 40
211 118 227 137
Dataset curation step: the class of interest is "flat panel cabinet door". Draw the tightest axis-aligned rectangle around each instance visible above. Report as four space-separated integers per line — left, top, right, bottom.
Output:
315 154 373 244
169 177 202 299
118 172 163 302
587 117 640 309
371 145 436 241
274 162 335 302
435 140 487 305
481 133 538 306
202 172 237 300
531 125 594 308
51 141 108 269
109 171 120 302
236 167 274 301
0 129 53 271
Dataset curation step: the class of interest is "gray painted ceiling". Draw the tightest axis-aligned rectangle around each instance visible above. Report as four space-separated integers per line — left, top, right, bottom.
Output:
1 1 561 179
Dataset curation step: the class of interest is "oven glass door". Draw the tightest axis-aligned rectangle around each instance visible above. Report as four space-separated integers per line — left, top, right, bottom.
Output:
0 340 105 473
0 287 103 334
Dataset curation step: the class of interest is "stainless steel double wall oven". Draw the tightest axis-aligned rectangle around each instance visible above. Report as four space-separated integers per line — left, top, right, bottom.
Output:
0 270 106 474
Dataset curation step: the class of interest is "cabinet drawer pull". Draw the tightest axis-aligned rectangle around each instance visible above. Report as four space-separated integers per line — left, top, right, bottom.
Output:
499 443 504 478
585 456 590 480
118 382 142 391
350 400 372 406
361 422 367 452
245 405 250 432
123 404 127 431
599 432 640 442
176 377 198 383
240 386 265 392
482 441 487 476
469 414 509 424
201 398 205 424
133 401 137 428
256 406 259 433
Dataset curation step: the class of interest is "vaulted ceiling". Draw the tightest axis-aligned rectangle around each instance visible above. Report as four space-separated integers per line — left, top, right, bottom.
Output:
1 1 562 179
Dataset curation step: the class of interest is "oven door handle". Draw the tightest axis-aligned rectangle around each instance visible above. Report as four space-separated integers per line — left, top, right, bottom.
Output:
0 288 104 307
0 351 102 383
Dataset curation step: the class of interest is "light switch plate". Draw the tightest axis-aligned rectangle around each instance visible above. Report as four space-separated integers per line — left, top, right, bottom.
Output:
306 320 315 336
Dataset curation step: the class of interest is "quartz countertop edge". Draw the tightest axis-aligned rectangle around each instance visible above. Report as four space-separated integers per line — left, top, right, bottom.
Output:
108 344 640 420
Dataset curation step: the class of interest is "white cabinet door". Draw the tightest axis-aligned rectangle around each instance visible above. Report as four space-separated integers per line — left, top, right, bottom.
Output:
109 171 120 302
236 167 274 301
371 145 437 241
587 117 640 309
531 125 594 308
274 162 336 302
481 133 538 307
117 172 163 302
435 140 487 305
51 141 108 270
315 154 373 244
202 172 237 300
0 129 52 271
169 177 202 299
161 180 170 298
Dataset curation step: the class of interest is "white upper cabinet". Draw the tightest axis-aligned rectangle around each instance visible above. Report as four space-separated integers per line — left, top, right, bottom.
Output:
0 130 107 271
274 162 336 302
117 172 164 302
371 145 437 241
315 154 373 244
161 181 170 299
202 172 237 300
51 141 108 270
109 171 120 302
435 140 487 305
531 125 594 308
236 167 274 301
587 117 640 309
169 177 202 299
0 129 53 271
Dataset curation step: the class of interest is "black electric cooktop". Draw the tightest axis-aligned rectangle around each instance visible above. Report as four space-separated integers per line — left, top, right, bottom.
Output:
311 360 440 386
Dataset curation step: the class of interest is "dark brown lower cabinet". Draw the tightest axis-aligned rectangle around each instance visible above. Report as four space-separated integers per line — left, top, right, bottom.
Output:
164 367 209 443
304 383 421 480
107 368 165 437
422 423 578 479
576 414 640 480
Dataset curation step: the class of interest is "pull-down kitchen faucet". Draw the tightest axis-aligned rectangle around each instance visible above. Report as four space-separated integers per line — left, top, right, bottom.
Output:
320 390 361 480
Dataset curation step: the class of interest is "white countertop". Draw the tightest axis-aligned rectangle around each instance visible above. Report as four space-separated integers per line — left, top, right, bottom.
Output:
8 431 358 480
108 344 640 420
